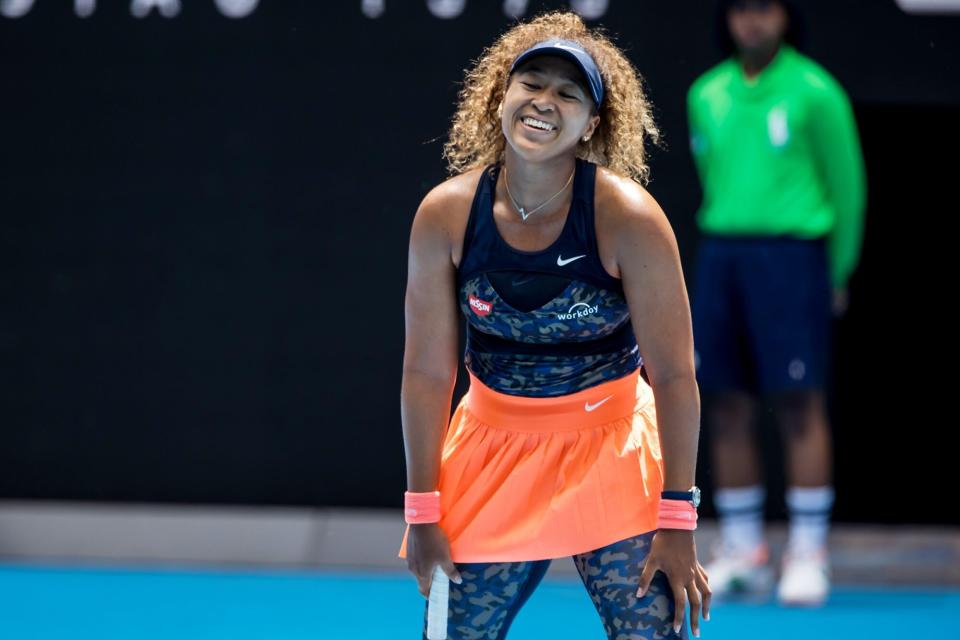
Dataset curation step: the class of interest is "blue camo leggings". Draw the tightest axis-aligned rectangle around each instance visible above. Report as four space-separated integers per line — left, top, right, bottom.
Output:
421 530 688 640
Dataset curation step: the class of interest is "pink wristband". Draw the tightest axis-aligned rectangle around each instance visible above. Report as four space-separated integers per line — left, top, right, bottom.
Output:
404 491 441 524
657 498 698 531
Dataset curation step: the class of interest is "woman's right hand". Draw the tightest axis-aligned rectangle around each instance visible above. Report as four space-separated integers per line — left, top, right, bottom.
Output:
406 523 463 597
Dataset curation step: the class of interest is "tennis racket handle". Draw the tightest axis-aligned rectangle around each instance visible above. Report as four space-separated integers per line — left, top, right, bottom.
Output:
426 565 450 640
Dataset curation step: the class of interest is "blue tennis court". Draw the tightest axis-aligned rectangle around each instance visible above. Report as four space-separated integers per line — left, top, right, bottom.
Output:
2 564 956 639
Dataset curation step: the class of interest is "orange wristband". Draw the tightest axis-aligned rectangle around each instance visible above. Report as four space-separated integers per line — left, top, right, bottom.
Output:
404 491 441 524
657 498 698 530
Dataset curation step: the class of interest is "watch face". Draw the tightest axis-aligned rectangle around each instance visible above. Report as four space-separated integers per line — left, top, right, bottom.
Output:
691 486 701 507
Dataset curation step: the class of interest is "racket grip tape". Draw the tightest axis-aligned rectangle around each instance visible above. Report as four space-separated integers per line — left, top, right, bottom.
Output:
426 565 450 640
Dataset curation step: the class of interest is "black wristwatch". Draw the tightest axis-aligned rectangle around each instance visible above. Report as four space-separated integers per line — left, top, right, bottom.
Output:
661 486 701 508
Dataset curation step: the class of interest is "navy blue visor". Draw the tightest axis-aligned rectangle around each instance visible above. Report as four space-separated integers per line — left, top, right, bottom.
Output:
509 39 604 109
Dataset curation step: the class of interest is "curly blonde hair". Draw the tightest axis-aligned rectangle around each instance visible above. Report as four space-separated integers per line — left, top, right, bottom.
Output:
443 11 660 184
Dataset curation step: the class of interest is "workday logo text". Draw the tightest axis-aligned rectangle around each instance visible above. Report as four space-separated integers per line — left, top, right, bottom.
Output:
556 302 599 321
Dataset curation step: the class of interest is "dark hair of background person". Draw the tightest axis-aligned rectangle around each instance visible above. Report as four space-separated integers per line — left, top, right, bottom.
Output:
715 0 807 57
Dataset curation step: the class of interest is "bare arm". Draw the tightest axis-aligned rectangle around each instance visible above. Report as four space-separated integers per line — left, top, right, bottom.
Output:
608 181 710 635
613 190 700 493
401 189 461 493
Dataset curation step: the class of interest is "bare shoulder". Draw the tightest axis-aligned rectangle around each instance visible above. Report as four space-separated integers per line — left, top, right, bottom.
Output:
594 166 678 275
411 168 485 264
415 167 485 229
594 165 671 236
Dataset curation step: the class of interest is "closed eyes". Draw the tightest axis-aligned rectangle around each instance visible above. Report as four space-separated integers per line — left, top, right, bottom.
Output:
520 82 580 101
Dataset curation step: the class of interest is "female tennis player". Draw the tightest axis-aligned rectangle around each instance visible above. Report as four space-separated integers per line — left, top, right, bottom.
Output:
400 11 710 639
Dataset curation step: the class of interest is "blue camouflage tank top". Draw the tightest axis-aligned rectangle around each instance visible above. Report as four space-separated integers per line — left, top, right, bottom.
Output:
458 158 642 397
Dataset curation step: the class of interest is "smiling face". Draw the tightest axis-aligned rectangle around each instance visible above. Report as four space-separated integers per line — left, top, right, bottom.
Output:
500 55 601 163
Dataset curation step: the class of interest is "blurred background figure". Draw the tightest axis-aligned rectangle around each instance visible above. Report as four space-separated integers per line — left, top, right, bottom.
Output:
687 0 865 606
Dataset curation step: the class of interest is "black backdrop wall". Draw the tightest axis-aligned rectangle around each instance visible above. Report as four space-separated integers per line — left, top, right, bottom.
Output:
1 1 957 524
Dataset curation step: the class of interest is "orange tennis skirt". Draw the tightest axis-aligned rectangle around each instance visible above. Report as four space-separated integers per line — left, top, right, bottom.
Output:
398 369 664 563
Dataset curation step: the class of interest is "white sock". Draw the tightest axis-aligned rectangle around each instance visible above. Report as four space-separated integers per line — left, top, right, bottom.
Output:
785 486 835 555
714 484 766 554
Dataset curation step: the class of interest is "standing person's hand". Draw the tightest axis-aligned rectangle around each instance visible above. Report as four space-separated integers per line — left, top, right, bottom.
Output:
406 523 463 597
636 529 711 637
832 287 849 317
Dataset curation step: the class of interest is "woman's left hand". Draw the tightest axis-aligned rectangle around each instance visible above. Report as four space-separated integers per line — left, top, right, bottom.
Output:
636 529 711 637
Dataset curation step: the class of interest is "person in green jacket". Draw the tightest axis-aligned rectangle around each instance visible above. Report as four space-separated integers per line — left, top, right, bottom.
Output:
687 0 865 607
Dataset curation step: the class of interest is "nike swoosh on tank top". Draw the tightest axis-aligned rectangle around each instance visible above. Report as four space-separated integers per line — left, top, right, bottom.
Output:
457 158 642 397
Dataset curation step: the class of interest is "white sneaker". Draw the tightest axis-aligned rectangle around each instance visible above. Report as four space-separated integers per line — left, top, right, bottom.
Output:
777 547 830 607
703 542 774 597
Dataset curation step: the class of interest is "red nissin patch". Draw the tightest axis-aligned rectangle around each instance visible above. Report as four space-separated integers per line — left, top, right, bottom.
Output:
468 295 493 316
